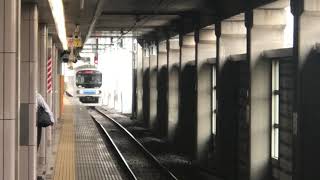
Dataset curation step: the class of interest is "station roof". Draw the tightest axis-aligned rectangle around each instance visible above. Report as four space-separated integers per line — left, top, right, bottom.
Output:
22 0 276 48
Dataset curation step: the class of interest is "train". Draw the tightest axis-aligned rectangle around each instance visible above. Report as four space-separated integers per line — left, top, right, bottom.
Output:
73 65 103 106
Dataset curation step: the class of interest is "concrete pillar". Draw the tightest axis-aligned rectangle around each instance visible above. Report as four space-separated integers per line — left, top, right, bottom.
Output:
20 4 38 180
142 45 150 126
52 44 56 119
167 37 180 143
216 14 247 180
149 44 158 131
136 44 143 121
0 0 18 179
15 0 21 178
46 36 53 145
39 25 47 97
181 33 196 68
218 14 246 70
246 2 287 180
291 0 320 179
38 24 47 165
196 25 216 165
53 45 60 121
157 40 168 137
132 40 137 119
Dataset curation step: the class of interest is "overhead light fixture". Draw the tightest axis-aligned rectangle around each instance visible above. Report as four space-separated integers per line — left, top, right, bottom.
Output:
80 0 85 10
48 0 68 50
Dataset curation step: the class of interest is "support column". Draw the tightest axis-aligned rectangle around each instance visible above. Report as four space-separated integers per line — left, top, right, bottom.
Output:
181 33 196 67
132 39 137 119
20 4 38 180
167 37 180 143
216 14 247 180
157 40 168 137
53 45 60 121
142 45 150 127
46 36 53 145
246 3 286 180
217 14 246 69
136 43 143 121
52 44 56 119
291 0 320 179
38 24 47 165
196 25 216 165
0 0 18 179
149 43 158 131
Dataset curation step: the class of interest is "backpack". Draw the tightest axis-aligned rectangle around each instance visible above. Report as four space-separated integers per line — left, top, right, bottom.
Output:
37 106 53 127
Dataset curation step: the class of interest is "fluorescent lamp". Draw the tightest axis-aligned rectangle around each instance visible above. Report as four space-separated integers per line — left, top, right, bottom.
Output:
48 0 68 50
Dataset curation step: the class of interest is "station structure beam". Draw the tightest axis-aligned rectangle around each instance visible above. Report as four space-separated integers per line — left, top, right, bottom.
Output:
246 2 287 180
0 0 19 179
20 3 38 180
291 0 320 179
149 43 158 131
167 37 180 143
195 25 216 165
136 43 144 121
215 13 247 179
142 44 150 126
38 24 48 166
157 40 168 137
46 36 53 145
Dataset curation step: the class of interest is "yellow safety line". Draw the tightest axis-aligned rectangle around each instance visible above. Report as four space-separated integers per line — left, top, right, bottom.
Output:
53 98 75 180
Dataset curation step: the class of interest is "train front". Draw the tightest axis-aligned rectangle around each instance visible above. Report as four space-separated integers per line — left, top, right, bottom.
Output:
75 69 103 106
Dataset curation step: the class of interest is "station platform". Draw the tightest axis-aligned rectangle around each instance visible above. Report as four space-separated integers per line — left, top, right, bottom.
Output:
38 98 128 180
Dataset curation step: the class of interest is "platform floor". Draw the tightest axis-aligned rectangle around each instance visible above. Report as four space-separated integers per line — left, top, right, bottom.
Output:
51 99 127 180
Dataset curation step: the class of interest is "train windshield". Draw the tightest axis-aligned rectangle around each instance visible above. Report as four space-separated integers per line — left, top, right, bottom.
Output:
76 70 102 88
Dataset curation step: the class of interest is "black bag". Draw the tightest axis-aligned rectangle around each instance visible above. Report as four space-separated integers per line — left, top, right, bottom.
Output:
37 106 53 127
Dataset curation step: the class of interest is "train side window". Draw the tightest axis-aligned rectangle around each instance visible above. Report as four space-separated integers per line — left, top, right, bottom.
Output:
271 60 280 159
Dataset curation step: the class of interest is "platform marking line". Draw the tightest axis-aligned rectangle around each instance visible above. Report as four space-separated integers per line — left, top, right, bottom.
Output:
53 103 75 180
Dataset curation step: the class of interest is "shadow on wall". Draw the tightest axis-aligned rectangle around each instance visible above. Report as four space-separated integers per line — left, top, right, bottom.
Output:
156 66 168 138
176 63 197 159
217 58 249 180
300 50 320 180
168 65 180 144
143 68 150 127
150 68 158 131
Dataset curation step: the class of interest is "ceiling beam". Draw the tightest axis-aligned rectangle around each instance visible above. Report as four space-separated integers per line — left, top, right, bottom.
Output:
101 11 184 16
84 0 106 44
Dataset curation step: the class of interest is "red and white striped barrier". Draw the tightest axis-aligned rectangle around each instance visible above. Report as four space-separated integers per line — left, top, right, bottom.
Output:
47 56 53 93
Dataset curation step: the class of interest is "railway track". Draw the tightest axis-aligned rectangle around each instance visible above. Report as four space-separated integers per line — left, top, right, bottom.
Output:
89 107 178 180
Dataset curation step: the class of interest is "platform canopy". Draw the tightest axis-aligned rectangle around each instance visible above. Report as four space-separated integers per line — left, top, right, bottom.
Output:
22 0 277 48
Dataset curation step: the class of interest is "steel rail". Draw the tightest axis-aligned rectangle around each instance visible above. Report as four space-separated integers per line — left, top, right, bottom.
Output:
91 114 138 180
94 107 178 180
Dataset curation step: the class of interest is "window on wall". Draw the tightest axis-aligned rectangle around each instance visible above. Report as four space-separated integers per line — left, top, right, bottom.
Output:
212 65 217 135
271 60 280 159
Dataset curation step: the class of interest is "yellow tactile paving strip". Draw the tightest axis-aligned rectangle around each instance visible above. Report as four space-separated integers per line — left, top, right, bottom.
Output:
53 101 76 180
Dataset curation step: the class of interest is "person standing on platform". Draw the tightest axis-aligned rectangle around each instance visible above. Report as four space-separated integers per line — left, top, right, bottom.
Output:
36 93 55 148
